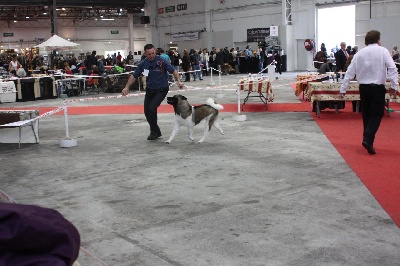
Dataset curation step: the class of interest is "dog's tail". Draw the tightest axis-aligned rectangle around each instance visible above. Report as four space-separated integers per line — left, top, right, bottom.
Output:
206 98 224 110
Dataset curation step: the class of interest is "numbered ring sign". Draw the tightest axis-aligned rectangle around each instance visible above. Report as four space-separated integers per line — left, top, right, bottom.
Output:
304 39 314 51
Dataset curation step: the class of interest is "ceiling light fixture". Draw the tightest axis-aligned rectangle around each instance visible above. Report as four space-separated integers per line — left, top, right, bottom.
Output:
101 18 114 21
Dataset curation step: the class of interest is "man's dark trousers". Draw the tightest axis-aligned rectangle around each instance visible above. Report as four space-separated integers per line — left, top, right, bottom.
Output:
359 84 386 145
144 88 169 134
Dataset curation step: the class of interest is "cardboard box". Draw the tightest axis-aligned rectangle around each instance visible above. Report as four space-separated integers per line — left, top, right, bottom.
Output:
0 81 17 103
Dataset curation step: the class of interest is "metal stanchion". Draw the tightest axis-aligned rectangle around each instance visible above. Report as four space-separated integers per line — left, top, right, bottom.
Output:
215 69 224 98
234 83 246 122
208 67 216 86
58 99 77 148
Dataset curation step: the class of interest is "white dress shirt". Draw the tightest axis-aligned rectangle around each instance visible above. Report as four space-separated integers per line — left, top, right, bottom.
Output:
340 43 398 93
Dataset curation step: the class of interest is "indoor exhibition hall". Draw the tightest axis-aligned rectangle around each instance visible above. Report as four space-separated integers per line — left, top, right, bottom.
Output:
1 0 400 265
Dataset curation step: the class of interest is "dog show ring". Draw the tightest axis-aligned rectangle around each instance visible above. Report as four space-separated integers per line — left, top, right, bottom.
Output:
238 78 274 111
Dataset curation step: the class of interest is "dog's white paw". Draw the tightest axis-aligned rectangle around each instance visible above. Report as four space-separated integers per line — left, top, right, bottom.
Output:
198 139 205 143
189 137 194 141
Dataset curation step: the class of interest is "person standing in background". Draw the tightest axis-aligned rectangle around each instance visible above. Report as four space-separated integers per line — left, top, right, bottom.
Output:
86 50 97 71
274 51 282 75
8 54 22 76
200 48 209 76
245 45 252 73
126 51 134 64
391 45 398 58
334 42 348 72
190 49 201 81
257 47 264 73
111 53 117 66
340 30 398 155
181 49 191 82
116 52 122 64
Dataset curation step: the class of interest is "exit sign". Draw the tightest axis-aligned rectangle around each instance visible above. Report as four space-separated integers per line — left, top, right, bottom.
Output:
165 6 175 13
3 32 13 37
111 30 119 34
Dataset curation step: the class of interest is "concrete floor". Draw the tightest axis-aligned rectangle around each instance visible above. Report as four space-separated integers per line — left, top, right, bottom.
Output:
1 72 400 266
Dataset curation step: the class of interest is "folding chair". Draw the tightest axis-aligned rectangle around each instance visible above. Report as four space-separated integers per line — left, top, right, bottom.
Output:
86 76 100 94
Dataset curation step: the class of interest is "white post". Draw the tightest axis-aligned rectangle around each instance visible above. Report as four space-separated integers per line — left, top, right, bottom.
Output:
234 80 246 122
215 68 224 98
63 100 70 139
58 99 77 147
237 85 241 114
218 71 221 93
209 67 215 86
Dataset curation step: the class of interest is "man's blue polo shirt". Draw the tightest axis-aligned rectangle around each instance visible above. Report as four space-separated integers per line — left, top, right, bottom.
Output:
132 56 175 90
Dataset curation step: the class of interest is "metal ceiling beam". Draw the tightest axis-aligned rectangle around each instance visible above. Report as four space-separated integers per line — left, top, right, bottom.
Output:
0 0 145 8
0 1 145 22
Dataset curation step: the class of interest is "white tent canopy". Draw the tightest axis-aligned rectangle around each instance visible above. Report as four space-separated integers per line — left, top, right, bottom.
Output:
34 34 80 51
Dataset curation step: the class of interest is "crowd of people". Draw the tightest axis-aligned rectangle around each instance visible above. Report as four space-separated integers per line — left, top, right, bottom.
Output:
148 46 283 82
314 42 359 75
314 41 400 75
1 45 285 80
0 50 137 78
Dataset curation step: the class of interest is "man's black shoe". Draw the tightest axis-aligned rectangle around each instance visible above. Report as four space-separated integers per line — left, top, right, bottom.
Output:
362 141 376 155
147 132 162 140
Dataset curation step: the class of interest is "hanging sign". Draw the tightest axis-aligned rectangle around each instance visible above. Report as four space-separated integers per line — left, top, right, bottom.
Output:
166 6 175 13
247 28 270 42
172 32 199 42
304 39 314 51
270 26 278 37
177 4 187 11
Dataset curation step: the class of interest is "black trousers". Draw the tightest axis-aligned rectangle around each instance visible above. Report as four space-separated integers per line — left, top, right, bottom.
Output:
245 58 252 73
276 63 282 74
144 88 169 134
359 84 386 145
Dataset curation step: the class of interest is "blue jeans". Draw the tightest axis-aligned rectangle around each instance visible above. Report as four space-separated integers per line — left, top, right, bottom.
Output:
192 64 202 80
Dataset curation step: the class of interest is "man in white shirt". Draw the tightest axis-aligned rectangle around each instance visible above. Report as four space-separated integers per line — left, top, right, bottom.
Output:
340 30 398 155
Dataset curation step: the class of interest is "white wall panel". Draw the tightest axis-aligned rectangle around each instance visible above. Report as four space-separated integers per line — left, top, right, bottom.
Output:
356 3 370 20
355 1 400 51
385 2 400 16
370 17 400 49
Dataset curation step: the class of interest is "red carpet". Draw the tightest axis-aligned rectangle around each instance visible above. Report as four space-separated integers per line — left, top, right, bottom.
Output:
311 107 400 226
0 102 311 115
1 97 400 227
289 82 400 226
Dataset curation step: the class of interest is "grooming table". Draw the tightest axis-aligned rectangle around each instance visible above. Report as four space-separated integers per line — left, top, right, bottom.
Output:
238 77 274 110
0 110 39 148
306 82 400 118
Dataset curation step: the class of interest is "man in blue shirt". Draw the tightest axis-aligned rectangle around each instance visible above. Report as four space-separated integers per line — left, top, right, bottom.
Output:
122 44 183 140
